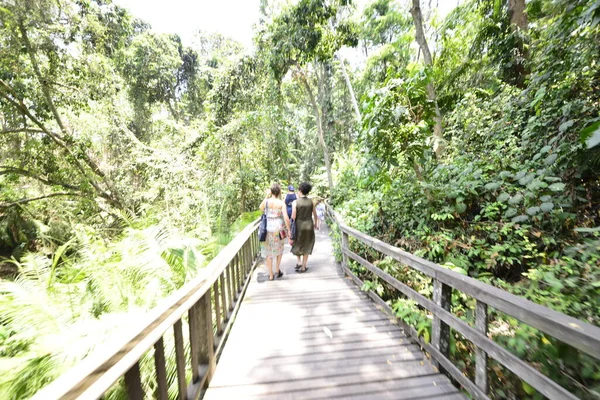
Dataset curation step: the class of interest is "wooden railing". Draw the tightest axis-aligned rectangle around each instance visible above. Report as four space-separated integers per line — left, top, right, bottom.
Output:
32 219 261 400
325 206 600 400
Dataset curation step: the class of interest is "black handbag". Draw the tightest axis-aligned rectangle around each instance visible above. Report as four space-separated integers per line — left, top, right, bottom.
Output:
259 200 268 242
290 219 297 240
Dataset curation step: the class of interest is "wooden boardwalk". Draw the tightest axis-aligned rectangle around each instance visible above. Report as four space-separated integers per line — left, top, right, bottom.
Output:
204 226 466 399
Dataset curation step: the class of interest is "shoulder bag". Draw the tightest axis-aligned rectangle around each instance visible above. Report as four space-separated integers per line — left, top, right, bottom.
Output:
259 200 268 242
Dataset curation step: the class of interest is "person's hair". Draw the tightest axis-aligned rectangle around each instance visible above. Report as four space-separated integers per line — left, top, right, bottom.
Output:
270 183 281 197
298 182 312 195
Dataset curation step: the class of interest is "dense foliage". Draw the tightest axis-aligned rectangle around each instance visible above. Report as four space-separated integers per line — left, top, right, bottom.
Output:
1 0 599 398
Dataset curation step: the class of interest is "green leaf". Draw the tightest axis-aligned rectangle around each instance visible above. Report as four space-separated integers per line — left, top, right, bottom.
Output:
497 192 510 202
540 202 554 212
504 208 518 218
499 171 512 179
512 215 529 223
574 227 600 233
544 153 558 166
559 120 574 133
526 206 540 216
455 203 467 213
580 121 600 149
540 145 551 153
518 174 535 186
540 195 552 202
549 182 566 192
484 182 502 190
509 194 523 205
514 170 527 180
544 176 562 182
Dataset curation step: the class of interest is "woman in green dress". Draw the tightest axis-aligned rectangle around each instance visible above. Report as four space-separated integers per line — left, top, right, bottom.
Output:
290 182 317 273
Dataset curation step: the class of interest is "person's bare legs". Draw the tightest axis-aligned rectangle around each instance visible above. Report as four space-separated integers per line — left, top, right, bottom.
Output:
301 254 309 272
296 255 302 270
266 256 274 280
275 254 283 277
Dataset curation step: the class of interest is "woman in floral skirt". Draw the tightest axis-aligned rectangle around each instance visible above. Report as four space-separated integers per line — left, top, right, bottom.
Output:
259 183 291 280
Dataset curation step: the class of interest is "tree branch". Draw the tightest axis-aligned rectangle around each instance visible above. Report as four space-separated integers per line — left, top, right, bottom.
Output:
0 192 86 209
0 79 123 208
0 128 45 135
18 18 69 135
0 166 82 191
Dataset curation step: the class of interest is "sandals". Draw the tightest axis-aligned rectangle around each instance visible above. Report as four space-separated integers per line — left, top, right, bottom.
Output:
276 271 284 278
268 275 274 281
294 264 302 271
299 266 309 273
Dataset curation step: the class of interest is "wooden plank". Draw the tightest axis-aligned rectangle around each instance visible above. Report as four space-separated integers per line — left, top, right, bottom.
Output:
213 281 222 336
198 292 216 381
432 280 451 371
153 337 168 400
173 320 187 400
188 302 200 382
340 265 490 400
475 300 489 394
124 362 143 400
227 261 235 309
218 273 227 327
206 226 463 400
207 375 459 400
339 222 600 360
344 248 579 400
341 231 350 271
214 251 260 363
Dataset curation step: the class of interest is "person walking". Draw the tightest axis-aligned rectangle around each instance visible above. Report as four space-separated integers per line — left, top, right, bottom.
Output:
316 200 326 230
260 184 291 281
284 185 297 220
290 182 317 273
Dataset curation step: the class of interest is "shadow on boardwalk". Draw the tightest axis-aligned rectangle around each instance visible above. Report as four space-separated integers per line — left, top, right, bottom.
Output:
204 225 466 399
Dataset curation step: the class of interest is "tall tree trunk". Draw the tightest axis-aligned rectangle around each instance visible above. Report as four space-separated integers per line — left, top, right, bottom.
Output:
335 53 361 121
298 69 334 193
410 0 444 158
508 0 529 88
508 0 528 31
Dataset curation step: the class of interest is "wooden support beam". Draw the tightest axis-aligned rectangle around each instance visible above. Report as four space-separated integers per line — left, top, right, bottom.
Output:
475 301 489 394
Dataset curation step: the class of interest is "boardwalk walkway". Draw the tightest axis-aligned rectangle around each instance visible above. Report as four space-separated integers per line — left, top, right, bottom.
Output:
204 226 466 399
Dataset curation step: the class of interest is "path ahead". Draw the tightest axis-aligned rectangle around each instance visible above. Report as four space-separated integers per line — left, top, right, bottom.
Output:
204 226 466 399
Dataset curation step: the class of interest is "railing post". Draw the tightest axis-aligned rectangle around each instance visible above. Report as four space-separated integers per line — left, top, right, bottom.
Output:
341 231 350 273
236 251 242 293
213 280 222 336
243 241 249 276
124 362 143 400
227 261 235 309
188 303 200 383
232 254 239 299
153 337 168 400
432 279 451 371
198 291 216 381
173 320 187 400
475 300 489 394
219 273 227 325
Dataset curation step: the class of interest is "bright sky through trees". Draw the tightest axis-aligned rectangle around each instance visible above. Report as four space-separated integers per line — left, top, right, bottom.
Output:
114 0 262 48
113 0 460 49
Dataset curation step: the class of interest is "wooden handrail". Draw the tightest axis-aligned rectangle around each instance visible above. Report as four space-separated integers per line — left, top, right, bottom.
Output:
32 218 261 400
325 205 600 400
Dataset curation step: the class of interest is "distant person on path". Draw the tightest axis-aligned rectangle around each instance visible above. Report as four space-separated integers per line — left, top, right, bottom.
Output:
316 200 326 230
284 185 297 220
290 182 317 273
260 184 291 281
